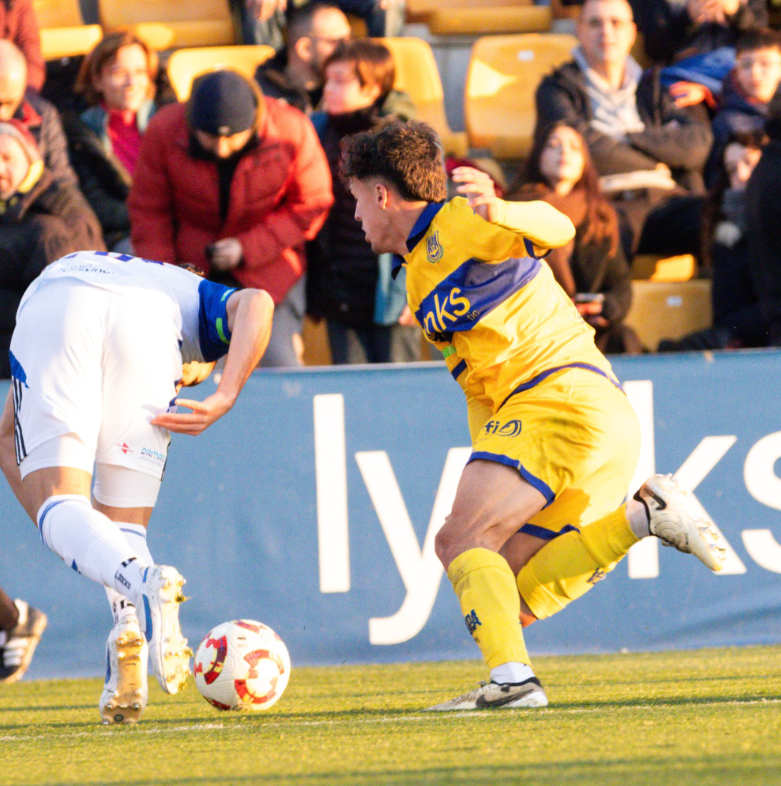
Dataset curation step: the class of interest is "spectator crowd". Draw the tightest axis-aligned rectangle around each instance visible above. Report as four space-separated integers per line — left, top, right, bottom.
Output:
3 0 781 376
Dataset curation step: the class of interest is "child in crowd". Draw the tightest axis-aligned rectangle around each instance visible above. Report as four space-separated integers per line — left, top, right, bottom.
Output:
707 28 781 185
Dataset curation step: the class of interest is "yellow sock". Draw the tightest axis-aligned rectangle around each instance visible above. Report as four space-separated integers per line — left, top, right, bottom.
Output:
447 548 530 669
517 505 638 620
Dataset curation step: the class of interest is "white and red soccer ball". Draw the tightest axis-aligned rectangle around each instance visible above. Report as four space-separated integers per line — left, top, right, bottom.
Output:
193 620 291 711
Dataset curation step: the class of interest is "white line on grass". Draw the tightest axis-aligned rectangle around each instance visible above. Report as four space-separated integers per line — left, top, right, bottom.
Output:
2 698 780 743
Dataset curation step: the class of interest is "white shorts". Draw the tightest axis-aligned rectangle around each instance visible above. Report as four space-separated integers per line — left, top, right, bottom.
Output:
10 278 181 481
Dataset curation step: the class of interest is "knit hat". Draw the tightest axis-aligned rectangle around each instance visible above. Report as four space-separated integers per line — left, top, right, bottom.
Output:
0 119 41 165
189 70 258 136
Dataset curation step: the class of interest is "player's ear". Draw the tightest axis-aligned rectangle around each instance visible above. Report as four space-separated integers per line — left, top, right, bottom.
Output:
294 36 313 63
375 181 390 209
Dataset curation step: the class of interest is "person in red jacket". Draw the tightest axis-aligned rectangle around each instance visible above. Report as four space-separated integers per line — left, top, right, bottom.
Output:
128 68 333 367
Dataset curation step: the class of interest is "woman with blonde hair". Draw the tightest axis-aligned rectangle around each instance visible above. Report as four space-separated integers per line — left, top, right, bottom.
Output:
64 32 158 251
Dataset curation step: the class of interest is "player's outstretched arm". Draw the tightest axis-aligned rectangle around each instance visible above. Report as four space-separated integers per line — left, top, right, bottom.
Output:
152 289 274 436
451 166 575 253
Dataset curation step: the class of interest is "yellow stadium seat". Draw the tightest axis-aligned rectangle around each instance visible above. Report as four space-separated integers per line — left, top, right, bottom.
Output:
166 45 275 100
425 6 551 36
99 0 237 48
464 33 578 160
33 0 103 59
377 37 467 157
625 280 712 350
632 254 696 282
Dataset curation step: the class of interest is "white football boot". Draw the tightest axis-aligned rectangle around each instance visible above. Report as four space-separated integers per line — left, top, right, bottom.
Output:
426 678 548 711
634 474 726 571
100 616 148 725
139 565 191 694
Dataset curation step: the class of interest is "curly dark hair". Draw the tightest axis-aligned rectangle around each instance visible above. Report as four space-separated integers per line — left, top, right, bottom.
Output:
339 120 447 202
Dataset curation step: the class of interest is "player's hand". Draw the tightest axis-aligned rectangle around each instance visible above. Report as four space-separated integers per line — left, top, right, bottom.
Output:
209 238 243 271
451 166 500 223
669 81 710 108
151 392 235 435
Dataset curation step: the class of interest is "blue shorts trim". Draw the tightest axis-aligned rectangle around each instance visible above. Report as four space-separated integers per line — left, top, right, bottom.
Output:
468 451 556 505
500 363 623 410
519 522 580 540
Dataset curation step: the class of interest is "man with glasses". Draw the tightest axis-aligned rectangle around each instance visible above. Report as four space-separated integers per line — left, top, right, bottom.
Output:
254 2 352 115
536 0 713 259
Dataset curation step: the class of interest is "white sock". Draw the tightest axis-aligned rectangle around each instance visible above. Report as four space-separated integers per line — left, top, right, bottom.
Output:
490 662 536 685
104 523 154 623
627 495 651 539
38 495 146 600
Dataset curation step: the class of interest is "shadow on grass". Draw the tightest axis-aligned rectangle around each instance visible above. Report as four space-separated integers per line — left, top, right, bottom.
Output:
42 755 781 786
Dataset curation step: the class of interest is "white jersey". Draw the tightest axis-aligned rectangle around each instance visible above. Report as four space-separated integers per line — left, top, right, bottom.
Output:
10 251 239 480
18 251 238 364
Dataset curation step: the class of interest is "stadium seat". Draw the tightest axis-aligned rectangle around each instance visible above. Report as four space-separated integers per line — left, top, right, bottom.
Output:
377 37 467 157
625 280 712 350
406 0 551 36
33 0 103 59
166 45 275 100
98 0 237 48
464 33 579 160
632 254 696 282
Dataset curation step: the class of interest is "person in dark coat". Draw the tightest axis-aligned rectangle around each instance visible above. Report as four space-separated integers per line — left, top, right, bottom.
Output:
508 122 640 354
63 32 159 251
629 0 767 65
746 94 781 346
0 120 105 378
307 40 414 364
254 2 352 114
535 0 712 258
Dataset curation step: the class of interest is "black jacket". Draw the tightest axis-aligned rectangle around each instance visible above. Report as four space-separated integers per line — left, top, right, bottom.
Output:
0 169 105 378
629 0 767 65
63 111 133 249
306 107 388 329
536 60 713 186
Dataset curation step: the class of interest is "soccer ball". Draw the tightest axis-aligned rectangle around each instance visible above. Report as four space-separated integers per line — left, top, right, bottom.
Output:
193 620 291 711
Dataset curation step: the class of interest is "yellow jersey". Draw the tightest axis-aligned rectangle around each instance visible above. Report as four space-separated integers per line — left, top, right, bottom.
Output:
395 197 619 413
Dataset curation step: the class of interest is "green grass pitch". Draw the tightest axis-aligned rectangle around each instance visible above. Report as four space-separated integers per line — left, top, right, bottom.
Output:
2 646 781 786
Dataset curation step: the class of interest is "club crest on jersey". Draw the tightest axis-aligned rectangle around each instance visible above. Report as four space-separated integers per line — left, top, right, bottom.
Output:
426 231 444 263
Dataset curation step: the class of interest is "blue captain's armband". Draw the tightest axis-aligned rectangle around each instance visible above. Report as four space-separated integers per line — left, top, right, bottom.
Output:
198 279 238 362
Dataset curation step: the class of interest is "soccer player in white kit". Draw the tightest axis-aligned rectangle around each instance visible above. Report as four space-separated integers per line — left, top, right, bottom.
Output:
0 250 274 724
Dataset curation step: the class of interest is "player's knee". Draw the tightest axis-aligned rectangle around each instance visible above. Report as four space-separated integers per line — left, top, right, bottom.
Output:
435 516 470 568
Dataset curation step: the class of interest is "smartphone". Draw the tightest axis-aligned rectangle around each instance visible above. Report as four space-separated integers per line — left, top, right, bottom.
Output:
574 293 605 304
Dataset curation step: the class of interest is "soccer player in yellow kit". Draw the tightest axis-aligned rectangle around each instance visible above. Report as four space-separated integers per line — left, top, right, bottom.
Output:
342 121 727 710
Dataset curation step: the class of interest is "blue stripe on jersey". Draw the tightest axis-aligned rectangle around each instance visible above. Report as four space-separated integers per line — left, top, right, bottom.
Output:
450 359 467 379
197 280 237 362
8 351 28 387
414 255 540 336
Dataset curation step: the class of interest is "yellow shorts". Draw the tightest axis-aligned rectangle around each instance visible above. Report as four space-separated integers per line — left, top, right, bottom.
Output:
470 367 640 539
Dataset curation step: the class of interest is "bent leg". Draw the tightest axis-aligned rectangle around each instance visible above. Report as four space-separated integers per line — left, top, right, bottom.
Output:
436 459 546 671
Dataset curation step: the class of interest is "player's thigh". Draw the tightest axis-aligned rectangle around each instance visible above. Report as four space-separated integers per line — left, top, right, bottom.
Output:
436 459 548 566
10 281 107 464
96 288 181 478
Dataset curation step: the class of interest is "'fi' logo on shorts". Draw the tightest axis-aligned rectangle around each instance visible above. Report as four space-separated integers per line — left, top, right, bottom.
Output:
426 231 444 263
